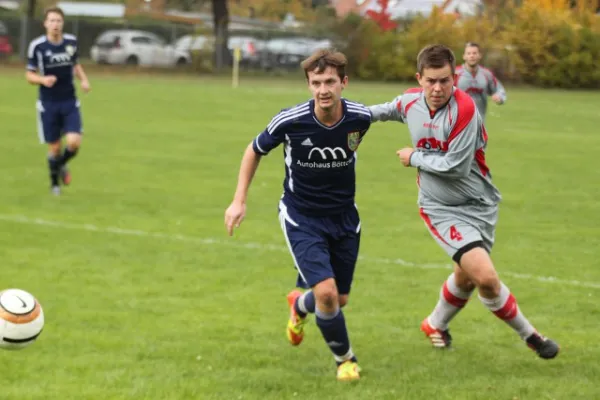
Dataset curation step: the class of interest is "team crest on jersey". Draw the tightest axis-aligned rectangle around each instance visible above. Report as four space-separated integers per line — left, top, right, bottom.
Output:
65 45 75 56
347 131 361 151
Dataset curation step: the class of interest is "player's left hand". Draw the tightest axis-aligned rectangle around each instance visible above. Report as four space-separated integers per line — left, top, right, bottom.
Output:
492 94 502 104
81 80 91 93
396 147 414 167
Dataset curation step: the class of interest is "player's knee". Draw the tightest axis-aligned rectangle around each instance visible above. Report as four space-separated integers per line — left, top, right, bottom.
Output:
313 280 339 310
47 141 61 156
454 266 476 292
65 133 81 150
475 272 501 297
339 294 349 307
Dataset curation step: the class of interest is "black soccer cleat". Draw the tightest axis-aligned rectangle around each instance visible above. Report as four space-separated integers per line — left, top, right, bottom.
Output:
526 332 559 359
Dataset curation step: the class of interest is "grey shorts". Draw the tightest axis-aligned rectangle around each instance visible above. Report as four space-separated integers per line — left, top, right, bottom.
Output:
418 203 498 259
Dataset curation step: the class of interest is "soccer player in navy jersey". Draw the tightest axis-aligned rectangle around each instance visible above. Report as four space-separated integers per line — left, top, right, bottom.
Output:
225 49 372 381
25 6 90 195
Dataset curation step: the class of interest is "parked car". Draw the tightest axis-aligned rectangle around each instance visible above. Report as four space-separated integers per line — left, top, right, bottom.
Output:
0 21 13 59
90 30 190 67
174 34 265 68
259 37 334 70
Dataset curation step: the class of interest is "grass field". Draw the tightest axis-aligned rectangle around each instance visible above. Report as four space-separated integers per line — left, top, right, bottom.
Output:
0 66 599 400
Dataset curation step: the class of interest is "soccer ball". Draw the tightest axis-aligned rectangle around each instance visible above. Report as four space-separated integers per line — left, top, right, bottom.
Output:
0 289 44 350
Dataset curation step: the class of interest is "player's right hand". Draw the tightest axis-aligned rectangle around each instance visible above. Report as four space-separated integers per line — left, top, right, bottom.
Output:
42 76 57 88
225 201 246 236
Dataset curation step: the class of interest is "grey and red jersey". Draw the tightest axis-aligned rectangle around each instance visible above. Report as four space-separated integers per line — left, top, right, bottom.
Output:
368 87 502 207
454 64 506 120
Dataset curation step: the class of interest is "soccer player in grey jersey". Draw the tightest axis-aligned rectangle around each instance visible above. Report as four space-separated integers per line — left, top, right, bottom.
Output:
368 44 558 360
455 42 506 121
225 49 372 381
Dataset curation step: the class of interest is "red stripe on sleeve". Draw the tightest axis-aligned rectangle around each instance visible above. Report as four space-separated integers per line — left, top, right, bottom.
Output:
447 89 476 144
404 98 419 115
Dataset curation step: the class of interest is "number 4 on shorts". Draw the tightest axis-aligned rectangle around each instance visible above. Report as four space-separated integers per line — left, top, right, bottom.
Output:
450 225 463 241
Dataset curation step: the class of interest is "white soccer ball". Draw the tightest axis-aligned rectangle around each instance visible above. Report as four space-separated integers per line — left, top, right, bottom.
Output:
0 289 44 350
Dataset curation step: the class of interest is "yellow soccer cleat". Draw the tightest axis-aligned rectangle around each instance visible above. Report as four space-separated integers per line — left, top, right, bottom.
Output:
336 360 361 382
286 290 306 346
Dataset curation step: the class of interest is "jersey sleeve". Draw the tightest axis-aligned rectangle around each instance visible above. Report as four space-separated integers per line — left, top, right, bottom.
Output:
26 41 38 71
72 41 79 65
486 69 507 103
409 97 478 178
368 96 405 123
71 37 79 64
251 114 288 156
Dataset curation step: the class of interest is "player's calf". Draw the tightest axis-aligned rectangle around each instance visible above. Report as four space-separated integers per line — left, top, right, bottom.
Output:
60 133 81 166
47 142 62 191
313 279 358 372
56 133 81 186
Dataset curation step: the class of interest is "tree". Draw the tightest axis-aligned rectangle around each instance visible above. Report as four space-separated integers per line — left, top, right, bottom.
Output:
19 0 37 60
365 0 398 32
212 0 232 70
229 0 318 22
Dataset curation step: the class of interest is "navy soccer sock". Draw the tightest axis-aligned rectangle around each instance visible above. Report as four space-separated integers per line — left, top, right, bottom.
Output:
47 154 60 186
59 147 78 166
315 306 356 365
294 291 315 318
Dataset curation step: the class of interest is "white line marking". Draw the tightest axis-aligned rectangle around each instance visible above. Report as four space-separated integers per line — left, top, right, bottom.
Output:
2 214 599 290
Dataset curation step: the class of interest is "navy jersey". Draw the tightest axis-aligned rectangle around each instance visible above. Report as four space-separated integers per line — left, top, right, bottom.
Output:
253 99 372 215
27 34 79 102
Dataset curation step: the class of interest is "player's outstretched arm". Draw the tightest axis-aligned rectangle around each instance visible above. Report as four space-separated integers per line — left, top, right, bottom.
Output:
368 96 404 123
407 114 479 179
225 143 262 236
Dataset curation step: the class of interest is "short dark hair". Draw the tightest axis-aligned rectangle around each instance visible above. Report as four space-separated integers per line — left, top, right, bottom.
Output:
44 6 65 20
416 44 456 75
300 49 347 82
465 42 481 51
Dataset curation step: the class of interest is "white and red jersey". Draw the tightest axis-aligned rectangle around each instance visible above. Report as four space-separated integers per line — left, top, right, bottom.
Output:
454 64 506 120
369 87 502 207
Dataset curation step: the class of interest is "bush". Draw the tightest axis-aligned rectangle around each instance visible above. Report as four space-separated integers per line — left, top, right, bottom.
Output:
331 2 600 88
503 3 600 88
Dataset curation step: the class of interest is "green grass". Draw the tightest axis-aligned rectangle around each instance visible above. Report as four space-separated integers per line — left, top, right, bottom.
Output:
0 67 599 400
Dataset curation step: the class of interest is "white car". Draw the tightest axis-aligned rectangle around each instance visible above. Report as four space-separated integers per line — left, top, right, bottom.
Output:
90 30 190 67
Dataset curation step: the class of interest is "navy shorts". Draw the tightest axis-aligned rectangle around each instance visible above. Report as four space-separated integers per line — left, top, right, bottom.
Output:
36 99 82 144
278 201 361 295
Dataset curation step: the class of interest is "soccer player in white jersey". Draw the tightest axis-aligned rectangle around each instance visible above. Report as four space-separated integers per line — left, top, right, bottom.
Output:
26 6 91 195
368 44 559 359
225 49 372 380
455 42 506 121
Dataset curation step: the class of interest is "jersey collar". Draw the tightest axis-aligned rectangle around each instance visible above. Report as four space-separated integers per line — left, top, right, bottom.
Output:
310 98 347 130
